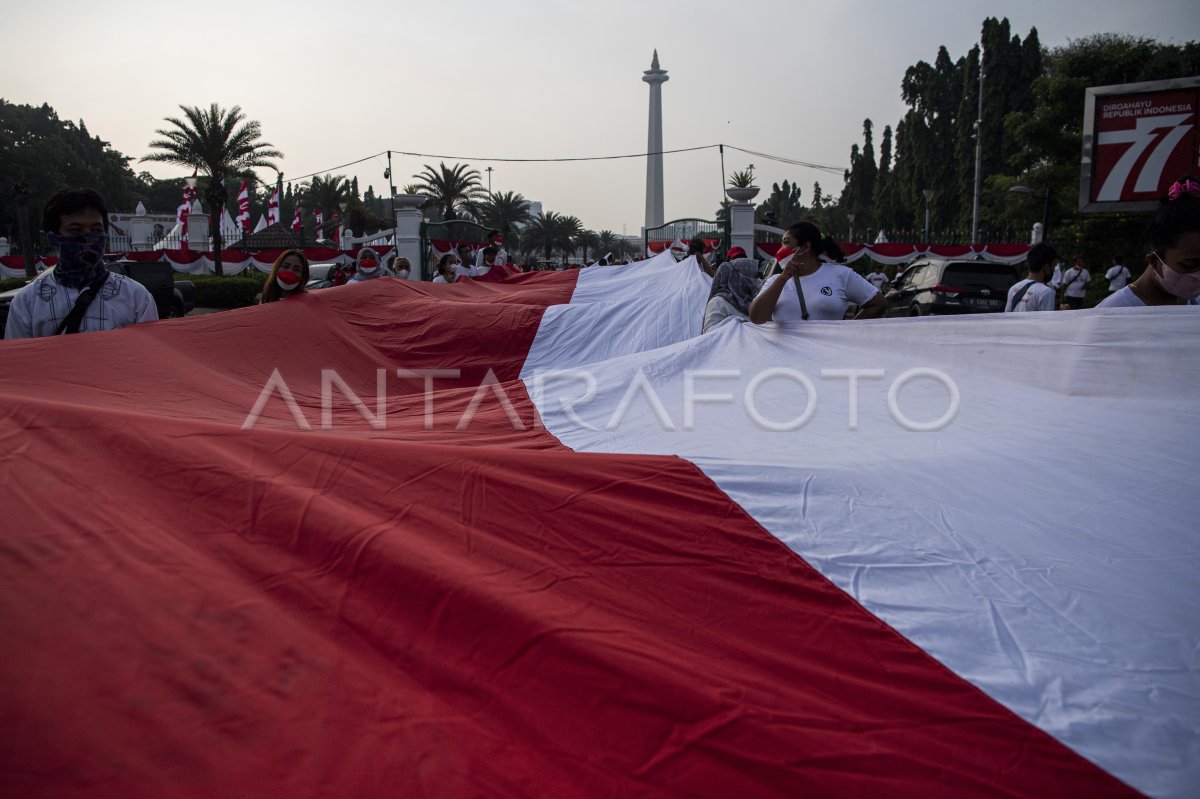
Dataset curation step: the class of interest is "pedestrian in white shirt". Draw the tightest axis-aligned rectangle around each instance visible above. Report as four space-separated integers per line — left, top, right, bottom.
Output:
475 229 508 269
865 264 890 292
1058 256 1091 310
432 254 459 284
1005 242 1058 312
1103 257 1131 293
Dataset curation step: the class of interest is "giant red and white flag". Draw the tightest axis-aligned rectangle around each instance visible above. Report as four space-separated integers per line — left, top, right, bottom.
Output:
0 253 1195 798
236 180 251 234
266 186 281 225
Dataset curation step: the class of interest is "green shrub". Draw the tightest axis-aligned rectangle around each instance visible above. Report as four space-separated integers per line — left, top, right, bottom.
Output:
192 276 262 308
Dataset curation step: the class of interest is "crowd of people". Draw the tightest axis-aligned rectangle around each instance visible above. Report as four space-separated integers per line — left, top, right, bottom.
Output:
5 178 1199 340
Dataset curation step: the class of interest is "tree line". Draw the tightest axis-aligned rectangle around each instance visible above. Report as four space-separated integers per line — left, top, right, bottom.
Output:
752 19 1198 263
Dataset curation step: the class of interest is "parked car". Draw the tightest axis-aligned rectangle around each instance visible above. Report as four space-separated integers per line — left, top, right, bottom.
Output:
0 260 195 337
883 258 1019 316
306 263 337 289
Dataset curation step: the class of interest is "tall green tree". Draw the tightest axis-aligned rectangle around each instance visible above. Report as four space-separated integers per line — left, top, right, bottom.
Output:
0 100 140 250
756 180 803 228
410 162 486 221
141 103 281 274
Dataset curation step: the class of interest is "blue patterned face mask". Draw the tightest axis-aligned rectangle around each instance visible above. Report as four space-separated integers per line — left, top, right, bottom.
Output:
49 232 108 288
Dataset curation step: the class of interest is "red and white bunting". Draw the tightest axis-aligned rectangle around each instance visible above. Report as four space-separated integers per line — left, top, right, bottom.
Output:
267 186 281 225
236 180 251 233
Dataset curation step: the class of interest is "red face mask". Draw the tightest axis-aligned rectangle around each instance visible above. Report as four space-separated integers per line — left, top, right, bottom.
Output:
775 246 794 262
276 269 301 290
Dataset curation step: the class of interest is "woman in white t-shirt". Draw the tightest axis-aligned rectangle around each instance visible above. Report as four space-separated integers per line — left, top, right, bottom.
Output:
749 222 885 323
1098 175 1200 309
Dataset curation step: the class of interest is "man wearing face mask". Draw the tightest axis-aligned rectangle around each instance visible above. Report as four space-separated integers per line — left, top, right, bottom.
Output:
5 188 158 339
392 256 412 280
347 247 385 283
1099 176 1200 308
474 229 508 269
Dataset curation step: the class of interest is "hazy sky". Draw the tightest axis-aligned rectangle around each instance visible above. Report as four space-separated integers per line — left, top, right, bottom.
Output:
3 0 1197 233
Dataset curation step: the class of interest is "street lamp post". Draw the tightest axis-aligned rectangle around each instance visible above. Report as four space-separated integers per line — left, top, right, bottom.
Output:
847 212 856 243
486 166 493 194
922 189 934 244
1009 185 1051 243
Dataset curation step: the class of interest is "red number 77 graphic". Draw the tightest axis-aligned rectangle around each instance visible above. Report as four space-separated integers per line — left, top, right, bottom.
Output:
1095 113 1192 200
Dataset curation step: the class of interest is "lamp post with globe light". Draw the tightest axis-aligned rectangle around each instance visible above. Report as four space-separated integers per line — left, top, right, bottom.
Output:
1009 185 1051 243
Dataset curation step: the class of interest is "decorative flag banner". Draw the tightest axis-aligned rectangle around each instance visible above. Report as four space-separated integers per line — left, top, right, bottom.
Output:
0 251 1194 798
267 186 281 225
332 210 341 246
292 207 303 234
236 181 251 233
314 210 325 241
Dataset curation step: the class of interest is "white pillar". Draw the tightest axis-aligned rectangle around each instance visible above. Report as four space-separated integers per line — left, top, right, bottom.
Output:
393 194 428 279
643 50 669 231
730 202 756 260
187 200 208 252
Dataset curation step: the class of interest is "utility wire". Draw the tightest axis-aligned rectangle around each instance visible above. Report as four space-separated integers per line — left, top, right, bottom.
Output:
284 143 842 186
386 144 718 163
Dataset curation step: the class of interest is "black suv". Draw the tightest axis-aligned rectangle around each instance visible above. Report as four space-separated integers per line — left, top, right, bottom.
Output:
883 258 1019 316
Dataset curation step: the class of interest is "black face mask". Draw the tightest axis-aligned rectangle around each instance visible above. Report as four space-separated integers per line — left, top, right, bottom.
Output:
48 232 108 288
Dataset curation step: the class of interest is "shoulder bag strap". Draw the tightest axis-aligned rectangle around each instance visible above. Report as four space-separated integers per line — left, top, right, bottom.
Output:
1008 279 1037 312
56 271 110 335
791 275 810 321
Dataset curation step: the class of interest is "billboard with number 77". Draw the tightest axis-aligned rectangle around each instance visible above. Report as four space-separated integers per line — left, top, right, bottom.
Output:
1079 76 1199 212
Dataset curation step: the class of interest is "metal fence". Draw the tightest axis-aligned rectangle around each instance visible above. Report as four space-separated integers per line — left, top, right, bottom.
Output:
643 217 727 254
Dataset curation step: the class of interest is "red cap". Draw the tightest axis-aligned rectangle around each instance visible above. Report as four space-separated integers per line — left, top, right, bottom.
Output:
726 246 747 260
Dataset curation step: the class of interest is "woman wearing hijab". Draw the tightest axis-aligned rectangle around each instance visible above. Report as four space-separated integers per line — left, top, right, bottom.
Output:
260 249 310 303
347 247 384 283
701 246 762 333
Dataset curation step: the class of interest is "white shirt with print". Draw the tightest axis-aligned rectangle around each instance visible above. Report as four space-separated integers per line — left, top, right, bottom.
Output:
1004 278 1056 312
4 269 158 339
757 263 880 322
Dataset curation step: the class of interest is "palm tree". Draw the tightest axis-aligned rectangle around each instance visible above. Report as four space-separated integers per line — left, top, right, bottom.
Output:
300 174 351 239
557 215 582 262
409 162 486 221
142 103 281 275
475 191 533 247
575 229 601 262
596 230 623 261
520 211 562 261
